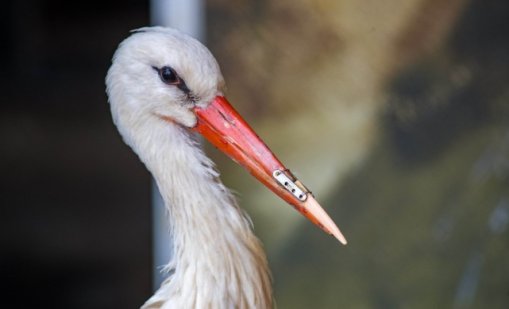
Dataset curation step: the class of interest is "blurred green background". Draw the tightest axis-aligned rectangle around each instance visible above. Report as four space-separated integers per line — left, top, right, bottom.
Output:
1 0 508 308
209 1 509 308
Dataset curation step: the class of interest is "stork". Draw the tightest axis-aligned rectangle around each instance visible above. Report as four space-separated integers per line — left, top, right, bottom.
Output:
106 27 346 309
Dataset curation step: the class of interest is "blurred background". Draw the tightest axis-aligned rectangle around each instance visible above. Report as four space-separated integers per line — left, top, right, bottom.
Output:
1 0 508 308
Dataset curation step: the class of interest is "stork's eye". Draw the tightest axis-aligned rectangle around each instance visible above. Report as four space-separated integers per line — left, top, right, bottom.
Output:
158 66 179 85
152 65 194 100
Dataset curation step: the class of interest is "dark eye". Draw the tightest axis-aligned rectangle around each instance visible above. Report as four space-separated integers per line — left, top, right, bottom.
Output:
152 65 193 98
157 66 179 85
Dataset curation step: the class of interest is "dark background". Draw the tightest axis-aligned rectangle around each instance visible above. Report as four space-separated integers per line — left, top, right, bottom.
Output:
1 1 152 307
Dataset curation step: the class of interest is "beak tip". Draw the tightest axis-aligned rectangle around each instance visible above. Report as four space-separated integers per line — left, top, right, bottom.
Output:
333 229 348 245
303 195 347 245
326 219 347 245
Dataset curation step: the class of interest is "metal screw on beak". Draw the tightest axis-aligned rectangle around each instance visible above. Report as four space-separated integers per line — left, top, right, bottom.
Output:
273 169 308 202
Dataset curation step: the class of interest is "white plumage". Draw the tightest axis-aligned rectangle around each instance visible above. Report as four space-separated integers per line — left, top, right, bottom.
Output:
106 26 345 309
107 27 272 309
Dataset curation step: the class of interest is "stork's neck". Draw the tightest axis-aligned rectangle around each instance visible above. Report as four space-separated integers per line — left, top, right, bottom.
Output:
134 120 272 309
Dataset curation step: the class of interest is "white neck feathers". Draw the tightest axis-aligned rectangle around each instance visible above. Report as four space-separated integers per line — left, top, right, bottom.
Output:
133 120 273 309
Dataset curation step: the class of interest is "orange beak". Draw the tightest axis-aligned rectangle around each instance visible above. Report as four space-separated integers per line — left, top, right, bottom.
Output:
191 96 347 244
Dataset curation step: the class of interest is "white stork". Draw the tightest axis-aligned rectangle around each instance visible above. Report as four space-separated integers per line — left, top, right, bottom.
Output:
106 27 346 309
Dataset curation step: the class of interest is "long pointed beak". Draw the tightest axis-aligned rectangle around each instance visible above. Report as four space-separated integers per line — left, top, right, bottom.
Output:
191 96 347 245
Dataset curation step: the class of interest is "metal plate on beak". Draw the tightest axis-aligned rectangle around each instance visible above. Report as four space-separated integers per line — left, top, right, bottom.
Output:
273 170 308 201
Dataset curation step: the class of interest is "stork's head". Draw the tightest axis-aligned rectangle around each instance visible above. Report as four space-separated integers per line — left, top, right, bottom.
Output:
106 27 224 130
106 27 346 244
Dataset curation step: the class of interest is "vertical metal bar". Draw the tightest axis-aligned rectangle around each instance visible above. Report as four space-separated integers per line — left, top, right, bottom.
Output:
151 0 204 40
149 0 205 291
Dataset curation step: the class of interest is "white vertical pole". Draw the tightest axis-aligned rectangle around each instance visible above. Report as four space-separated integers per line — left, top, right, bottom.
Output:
151 0 205 40
149 0 205 290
